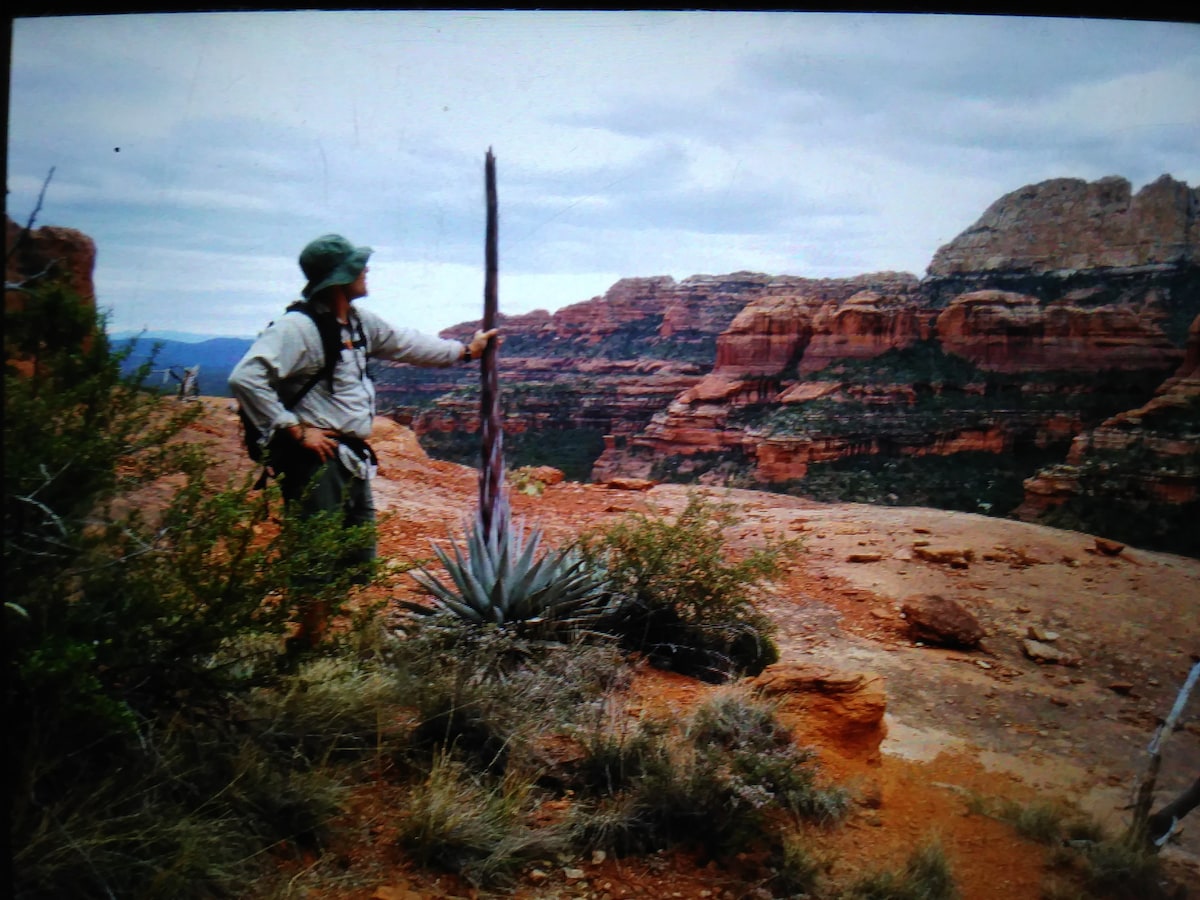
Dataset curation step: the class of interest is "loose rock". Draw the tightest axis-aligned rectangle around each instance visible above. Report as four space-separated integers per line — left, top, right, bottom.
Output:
603 477 656 491
1022 638 1082 667
913 545 975 568
847 551 885 563
901 594 985 648
1027 624 1060 642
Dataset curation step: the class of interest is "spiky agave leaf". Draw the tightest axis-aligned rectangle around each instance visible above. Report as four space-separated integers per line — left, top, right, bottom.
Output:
411 493 611 637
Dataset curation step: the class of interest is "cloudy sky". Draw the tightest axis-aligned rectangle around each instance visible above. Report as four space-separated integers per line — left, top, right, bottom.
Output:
8 10 1200 339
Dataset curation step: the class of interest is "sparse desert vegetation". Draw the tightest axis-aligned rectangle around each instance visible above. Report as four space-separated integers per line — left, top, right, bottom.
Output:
8 280 1197 899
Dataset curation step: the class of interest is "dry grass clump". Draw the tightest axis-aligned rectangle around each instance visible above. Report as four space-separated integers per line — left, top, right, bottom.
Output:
395 753 569 887
390 620 630 773
965 793 1074 845
842 838 960 900
964 792 1169 900
377 622 851 888
565 686 849 859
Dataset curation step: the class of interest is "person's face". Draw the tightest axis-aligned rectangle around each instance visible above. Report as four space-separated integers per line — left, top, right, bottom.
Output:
346 265 368 300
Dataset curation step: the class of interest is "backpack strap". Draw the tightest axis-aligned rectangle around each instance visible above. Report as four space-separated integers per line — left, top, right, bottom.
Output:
285 300 343 392
283 366 325 412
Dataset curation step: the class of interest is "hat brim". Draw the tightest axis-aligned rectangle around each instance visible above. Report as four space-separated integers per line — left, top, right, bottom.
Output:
302 245 373 298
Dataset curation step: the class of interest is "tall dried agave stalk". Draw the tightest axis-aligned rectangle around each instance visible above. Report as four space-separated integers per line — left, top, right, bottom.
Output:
479 148 503 544
412 151 608 631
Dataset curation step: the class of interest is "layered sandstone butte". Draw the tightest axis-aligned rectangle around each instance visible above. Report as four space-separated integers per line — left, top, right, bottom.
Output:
710 274 924 378
602 176 1196 501
934 289 1182 373
927 174 1198 275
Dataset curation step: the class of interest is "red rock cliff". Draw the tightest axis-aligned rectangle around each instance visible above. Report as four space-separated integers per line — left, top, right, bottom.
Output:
596 176 1198 550
935 289 1182 373
6 215 98 310
5 216 100 376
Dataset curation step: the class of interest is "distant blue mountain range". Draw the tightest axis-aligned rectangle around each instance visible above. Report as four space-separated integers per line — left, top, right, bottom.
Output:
109 329 256 344
113 333 252 397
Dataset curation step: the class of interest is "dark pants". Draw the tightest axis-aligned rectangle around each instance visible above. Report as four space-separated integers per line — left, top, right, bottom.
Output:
279 452 378 566
275 444 377 645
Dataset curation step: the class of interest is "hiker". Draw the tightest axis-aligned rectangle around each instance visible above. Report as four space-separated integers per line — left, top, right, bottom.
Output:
229 233 497 647
179 364 200 399
163 364 199 399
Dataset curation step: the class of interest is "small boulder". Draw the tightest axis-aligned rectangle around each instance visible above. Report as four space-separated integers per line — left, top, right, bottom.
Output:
603 476 656 491
1094 537 1125 556
847 551 885 563
913 545 975 569
749 663 888 762
900 594 985 649
1022 638 1082 667
1027 624 1060 642
532 465 564 485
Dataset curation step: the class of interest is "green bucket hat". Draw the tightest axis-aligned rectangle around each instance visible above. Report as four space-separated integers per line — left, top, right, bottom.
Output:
299 234 373 298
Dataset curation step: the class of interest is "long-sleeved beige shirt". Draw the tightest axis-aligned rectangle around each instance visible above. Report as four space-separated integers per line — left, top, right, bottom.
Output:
228 300 466 442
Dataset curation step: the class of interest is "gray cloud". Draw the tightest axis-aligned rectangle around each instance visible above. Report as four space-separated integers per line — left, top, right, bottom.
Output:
8 12 1199 338
744 16 1198 103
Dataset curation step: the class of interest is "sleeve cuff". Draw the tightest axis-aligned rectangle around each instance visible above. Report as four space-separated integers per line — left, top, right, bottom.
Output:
271 411 301 431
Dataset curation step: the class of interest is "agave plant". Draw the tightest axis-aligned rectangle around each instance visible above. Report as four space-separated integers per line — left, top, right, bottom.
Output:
411 491 611 631
410 150 610 635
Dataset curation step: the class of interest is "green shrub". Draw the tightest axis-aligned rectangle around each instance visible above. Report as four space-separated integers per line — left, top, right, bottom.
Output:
1078 834 1165 899
774 829 826 896
6 280 380 898
581 493 785 682
1035 811 1175 899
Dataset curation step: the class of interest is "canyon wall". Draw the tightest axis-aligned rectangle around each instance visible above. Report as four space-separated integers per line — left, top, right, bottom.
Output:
373 175 1200 556
1017 312 1199 555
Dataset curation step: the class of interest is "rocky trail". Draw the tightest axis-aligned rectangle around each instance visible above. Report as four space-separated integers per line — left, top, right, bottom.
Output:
187 398 1199 899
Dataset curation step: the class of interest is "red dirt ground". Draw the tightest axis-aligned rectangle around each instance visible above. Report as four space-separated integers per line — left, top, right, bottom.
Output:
183 400 1199 899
